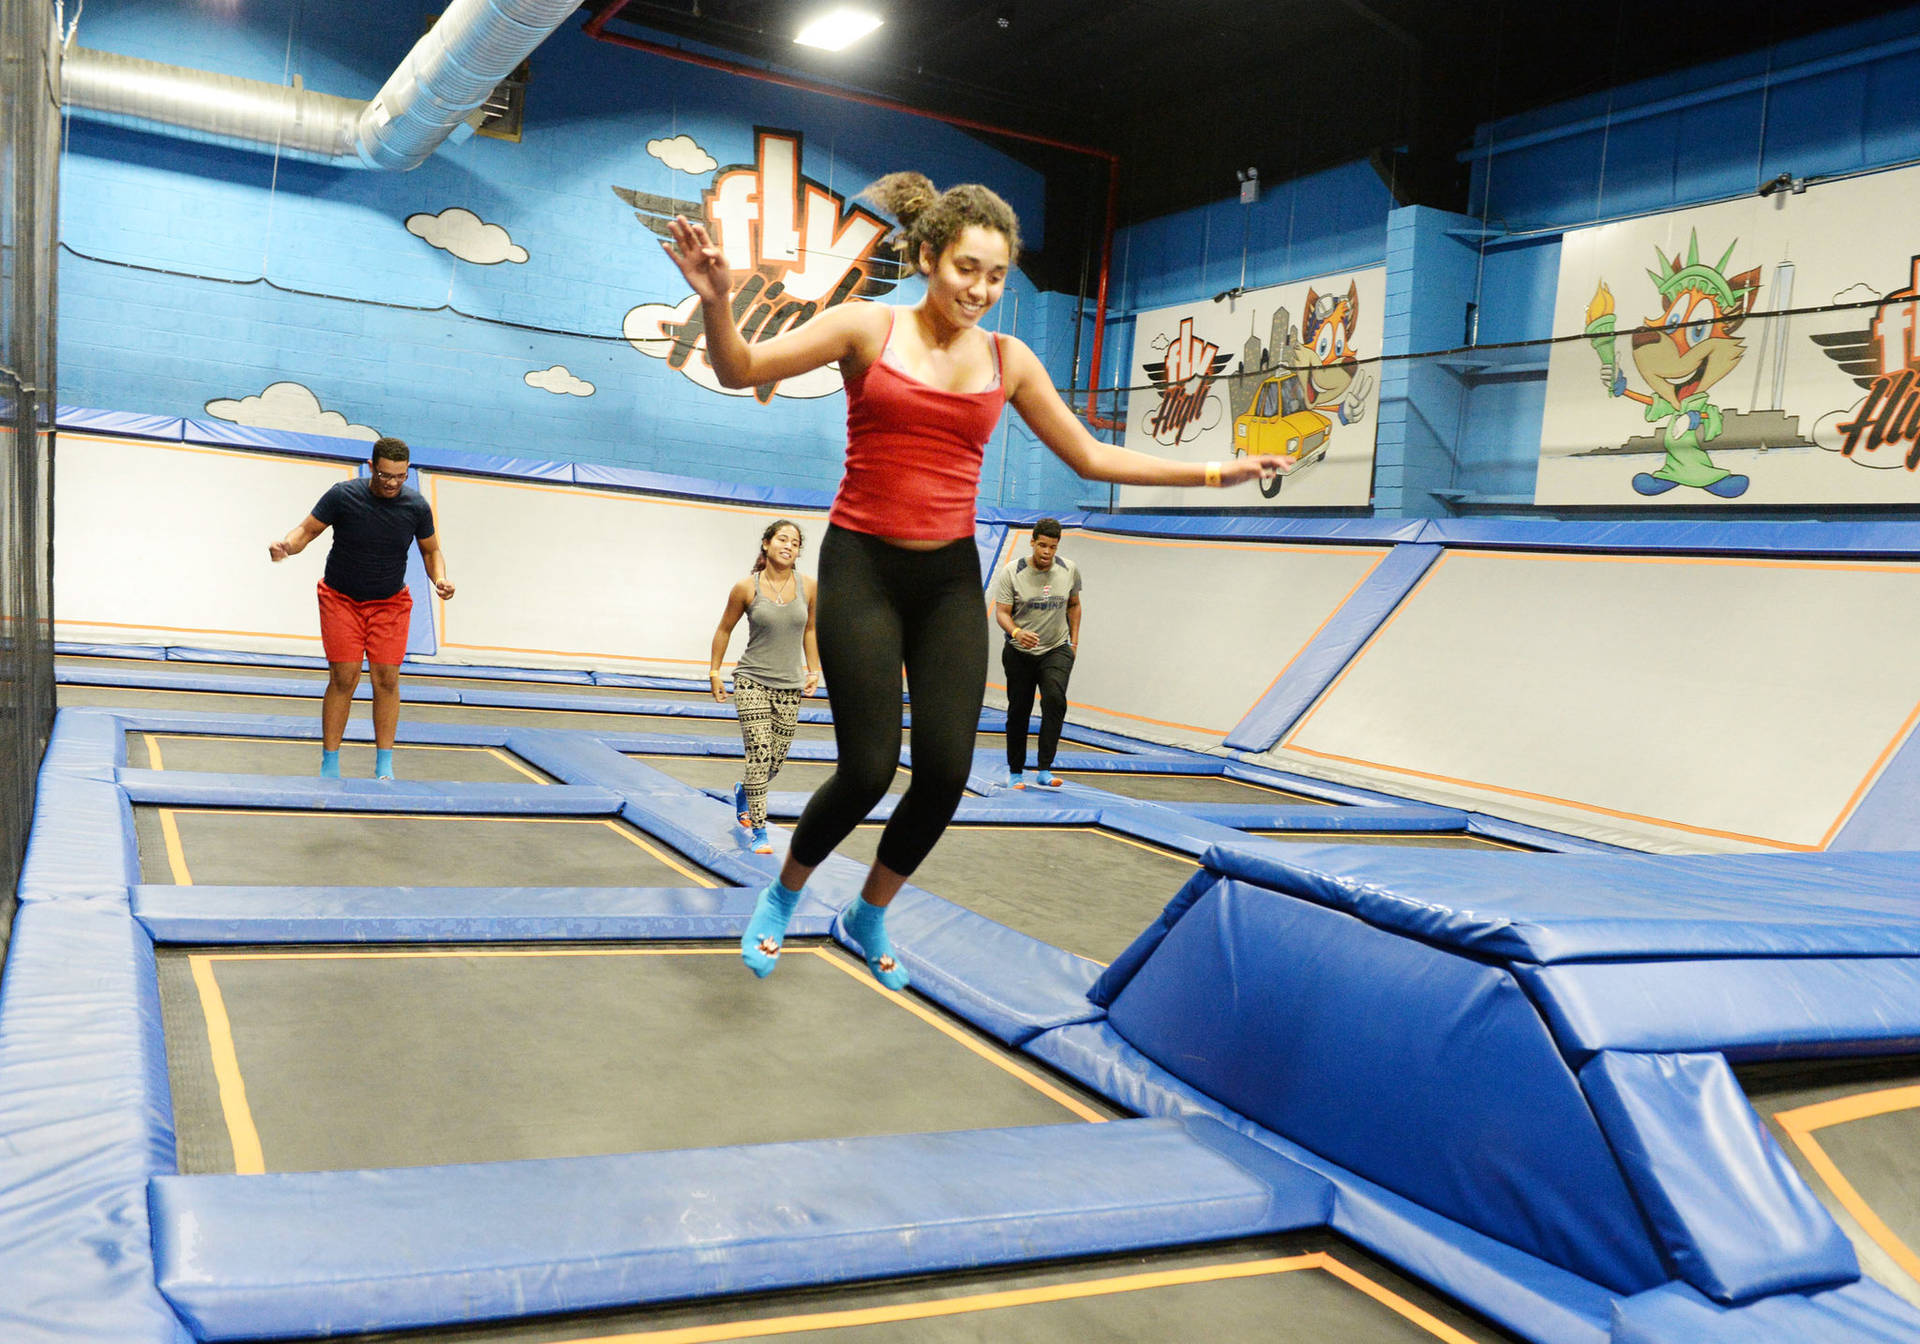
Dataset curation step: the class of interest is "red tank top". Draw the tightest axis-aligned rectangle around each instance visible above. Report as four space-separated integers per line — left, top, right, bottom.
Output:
830 313 1008 541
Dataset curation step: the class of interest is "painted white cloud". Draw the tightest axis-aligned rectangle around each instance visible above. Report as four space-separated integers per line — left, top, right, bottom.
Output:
405 207 528 265
647 134 716 175
204 382 379 440
525 364 595 397
624 298 843 399
1831 282 1881 306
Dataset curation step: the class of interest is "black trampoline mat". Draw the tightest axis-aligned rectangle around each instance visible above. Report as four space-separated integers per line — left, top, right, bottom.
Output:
633 754 914 798
279 1234 1516 1343
58 684 839 739
157 941 1117 1176
1249 831 1533 851
833 825 1197 965
124 732 549 784
1049 771 1333 805
1740 1056 1920 1301
133 808 717 888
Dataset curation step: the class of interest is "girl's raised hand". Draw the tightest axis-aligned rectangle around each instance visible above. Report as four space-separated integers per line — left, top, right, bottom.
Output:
662 215 733 307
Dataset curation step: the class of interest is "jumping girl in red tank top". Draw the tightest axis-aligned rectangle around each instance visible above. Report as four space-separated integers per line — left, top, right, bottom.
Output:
664 174 1282 990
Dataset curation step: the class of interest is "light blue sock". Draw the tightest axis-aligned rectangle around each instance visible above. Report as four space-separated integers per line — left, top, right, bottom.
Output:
841 896 910 991
750 826 773 854
1008 770 1025 789
1035 768 1057 786
742 879 802 978
375 747 394 780
320 749 341 779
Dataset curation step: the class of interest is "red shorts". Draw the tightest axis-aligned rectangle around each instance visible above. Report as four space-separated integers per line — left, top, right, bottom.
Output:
317 581 412 666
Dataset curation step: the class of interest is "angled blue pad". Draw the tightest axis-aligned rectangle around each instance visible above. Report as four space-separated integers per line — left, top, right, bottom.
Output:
838 886 1105 1045
1581 1051 1856 1302
22 716 137 895
1023 1022 1617 1344
1415 517 1920 557
1135 803 1470 832
1038 757 1227 776
1088 803 1248 857
103 710 514 746
1520 958 1920 1061
1469 813 1624 852
0 903 188 1344
1612 1279 1920 1343
167 647 332 669
394 445 574 481
591 672 714 691
57 640 168 659
55 665 464 703
150 1117 1328 1340
1222 761 1423 805
1832 719 1920 851
113 769 620 815
463 686 834 724
1198 842 1920 962
182 418 385 459
1102 878 1666 1293
1224 542 1442 752
1088 514 1427 543
572 461 835 508
59 404 187 439
131 885 838 944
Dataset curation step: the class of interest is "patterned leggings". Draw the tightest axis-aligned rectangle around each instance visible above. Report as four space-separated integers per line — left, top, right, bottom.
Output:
733 674 801 827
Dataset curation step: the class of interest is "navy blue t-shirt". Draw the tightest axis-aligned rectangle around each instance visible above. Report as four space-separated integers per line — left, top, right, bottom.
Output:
311 477 435 602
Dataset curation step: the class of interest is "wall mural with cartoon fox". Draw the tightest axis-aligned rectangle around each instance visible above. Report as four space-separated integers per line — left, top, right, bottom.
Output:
1539 162 1920 504
1119 267 1385 509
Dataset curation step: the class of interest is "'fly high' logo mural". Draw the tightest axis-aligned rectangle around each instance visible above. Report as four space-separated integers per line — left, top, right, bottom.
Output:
619 129 906 401
1142 317 1235 446
1829 256 1920 469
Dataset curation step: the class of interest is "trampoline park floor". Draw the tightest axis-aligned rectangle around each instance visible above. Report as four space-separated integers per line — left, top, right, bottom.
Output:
273 1233 1516 1343
1049 768 1333 805
157 940 1120 1176
1739 1055 1920 1308
126 730 552 783
133 807 718 888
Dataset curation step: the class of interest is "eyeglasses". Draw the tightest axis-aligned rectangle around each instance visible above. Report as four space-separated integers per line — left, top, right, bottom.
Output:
371 469 409 484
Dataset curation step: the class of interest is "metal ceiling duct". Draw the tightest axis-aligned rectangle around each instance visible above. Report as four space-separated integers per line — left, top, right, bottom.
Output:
61 0 581 170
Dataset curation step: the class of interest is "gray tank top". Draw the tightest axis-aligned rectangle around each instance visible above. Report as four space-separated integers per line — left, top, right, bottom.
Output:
733 571 809 690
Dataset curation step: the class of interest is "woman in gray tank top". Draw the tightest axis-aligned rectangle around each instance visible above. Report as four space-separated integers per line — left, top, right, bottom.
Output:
708 520 820 853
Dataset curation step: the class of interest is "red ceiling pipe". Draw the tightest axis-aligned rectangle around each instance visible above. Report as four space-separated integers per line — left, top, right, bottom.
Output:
583 1 1124 432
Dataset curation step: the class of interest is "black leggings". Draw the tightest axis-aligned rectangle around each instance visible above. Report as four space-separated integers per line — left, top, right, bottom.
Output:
790 525 988 877
1002 643 1075 770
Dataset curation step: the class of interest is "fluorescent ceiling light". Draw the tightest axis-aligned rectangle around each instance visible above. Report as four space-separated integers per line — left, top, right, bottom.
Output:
795 9 883 51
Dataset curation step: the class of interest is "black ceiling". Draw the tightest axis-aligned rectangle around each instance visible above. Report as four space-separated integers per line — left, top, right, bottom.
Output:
588 0 1917 285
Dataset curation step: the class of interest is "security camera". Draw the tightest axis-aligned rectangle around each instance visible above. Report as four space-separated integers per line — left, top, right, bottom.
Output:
1757 171 1795 198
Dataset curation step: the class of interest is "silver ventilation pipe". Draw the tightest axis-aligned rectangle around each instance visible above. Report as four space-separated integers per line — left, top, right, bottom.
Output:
61 0 581 170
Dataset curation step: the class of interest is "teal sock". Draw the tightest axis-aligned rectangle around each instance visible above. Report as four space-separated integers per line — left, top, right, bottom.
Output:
841 896 910 991
320 749 341 779
742 879 802 978
1036 768 1057 786
375 748 395 780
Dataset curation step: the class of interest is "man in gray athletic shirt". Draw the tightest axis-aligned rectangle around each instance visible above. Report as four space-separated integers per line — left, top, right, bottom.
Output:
990 518 1082 788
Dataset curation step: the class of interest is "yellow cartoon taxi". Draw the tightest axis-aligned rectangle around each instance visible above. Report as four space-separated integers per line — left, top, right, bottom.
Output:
1233 370 1331 485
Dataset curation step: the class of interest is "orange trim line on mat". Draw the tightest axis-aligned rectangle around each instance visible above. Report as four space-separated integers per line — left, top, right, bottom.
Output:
553 1252 1480 1343
1774 1085 1920 1287
141 734 546 785
60 617 323 643
432 473 822 659
1282 550 1920 850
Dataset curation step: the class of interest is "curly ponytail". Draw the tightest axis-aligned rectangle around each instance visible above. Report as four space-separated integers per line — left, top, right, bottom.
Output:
862 172 1021 273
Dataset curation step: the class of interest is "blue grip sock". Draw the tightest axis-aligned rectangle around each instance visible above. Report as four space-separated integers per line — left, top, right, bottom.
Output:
742 879 802 978
320 749 341 779
375 747 395 780
1035 768 1059 787
840 896 910 991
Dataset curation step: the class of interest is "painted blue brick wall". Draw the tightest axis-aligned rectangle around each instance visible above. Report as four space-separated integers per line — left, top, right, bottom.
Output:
59 0 1052 498
1374 207 1483 516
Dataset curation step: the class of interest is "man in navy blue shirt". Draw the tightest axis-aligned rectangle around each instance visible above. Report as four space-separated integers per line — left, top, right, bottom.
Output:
269 437 453 779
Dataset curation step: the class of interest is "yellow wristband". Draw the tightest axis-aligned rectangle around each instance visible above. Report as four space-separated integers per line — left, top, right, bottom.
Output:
1204 460 1222 488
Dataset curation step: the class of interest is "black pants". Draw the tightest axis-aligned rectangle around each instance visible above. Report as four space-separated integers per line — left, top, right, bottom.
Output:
1002 643 1074 771
790 526 988 877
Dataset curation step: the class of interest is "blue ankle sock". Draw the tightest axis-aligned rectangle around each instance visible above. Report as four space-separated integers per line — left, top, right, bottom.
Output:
1035 768 1058 786
1008 769 1025 789
375 747 395 780
733 782 750 827
750 826 773 854
320 749 341 779
742 879 802 978
841 896 910 991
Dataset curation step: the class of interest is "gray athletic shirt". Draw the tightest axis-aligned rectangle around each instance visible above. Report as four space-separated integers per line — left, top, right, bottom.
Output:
990 554 1081 654
733 571 809 690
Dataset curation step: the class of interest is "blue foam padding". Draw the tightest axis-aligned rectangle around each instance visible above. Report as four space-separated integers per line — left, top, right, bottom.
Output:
395 444 574 480
1414 517 1920 557
974 521 1008 582
1090 804 1251 858
1146 803 1471 831
57 641 169 659
842 886 1105 1045
55 665 466 703
1831 716 1920 850
113 769 621 814
591 672 717 691
22 713 138 894
1046 757 1227 776
460 685 833 724
1086 514 1428 543
1023 1022 1617 1344
976 506 1092 527
166 647 332 669
103 710 514 746
181 417 379 460
1581 1051 1857 1302
1519 958 1920 1060
1223 542 1443 752
1612 1279 1920 1343
1221 759 1427 805
1102 877 1666 1294
0 903 190 1344
1468 812 1620 852
149 1117 1328 1340
131 885 839 943
572 460 836 508
1199 842 1920 962
163 648 596 685
58 404 186 440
